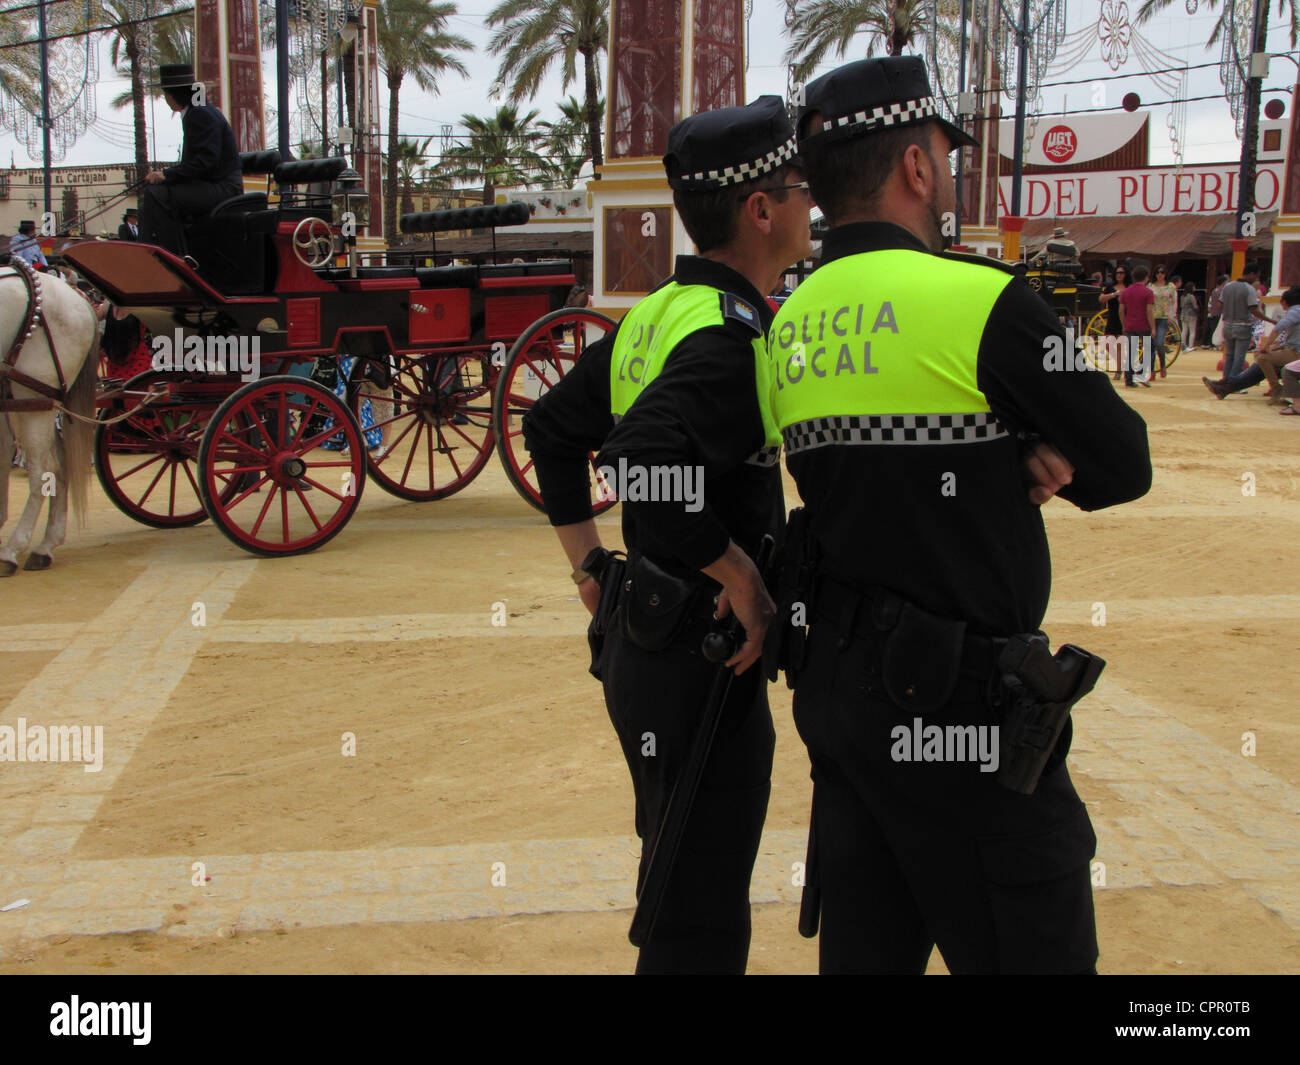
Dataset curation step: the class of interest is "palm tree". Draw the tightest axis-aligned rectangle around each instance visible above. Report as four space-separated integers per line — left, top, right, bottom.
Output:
485 0 608 169
103 1 184 181
0 14 41 119
393 136 433 220
785 0 931 83
536 95 604 187
111 11 192 109
440 105 546 205
376 0 471 244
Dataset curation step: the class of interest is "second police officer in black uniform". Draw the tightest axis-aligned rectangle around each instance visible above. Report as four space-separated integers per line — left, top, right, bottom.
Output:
768 58 1152 974
523 97 814 974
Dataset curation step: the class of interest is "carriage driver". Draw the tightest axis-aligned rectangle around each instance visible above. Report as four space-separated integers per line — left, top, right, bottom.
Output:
138 63 243 258
523 97 813 973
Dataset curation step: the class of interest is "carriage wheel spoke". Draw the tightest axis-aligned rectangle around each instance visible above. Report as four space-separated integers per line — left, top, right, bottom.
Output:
292 482 324 531
223 472 272 509
135 457 172 506
298 475 347 502
426 418 436 482
216 428 268 463
400 421 423 486
116 451 166 480
249 482 277 538
180 457 203 501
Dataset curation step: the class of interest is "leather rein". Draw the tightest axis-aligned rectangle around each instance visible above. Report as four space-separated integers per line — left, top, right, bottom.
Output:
1 256 73 412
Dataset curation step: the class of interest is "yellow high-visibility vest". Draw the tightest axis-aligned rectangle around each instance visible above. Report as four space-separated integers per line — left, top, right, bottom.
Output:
767 249 1014 452
609 282 782 455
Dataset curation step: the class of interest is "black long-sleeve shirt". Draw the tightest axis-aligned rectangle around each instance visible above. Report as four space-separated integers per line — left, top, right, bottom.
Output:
522 256 785 576
784 222 1151 635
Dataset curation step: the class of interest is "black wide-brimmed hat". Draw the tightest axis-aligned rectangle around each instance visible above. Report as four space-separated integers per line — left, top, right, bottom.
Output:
663 95 802 192
123 207 138 218
18 219 35 230
156 63 196 91
797 57 978 154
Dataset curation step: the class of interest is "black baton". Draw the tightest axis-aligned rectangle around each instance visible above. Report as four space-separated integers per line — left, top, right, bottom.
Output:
628 534 775 949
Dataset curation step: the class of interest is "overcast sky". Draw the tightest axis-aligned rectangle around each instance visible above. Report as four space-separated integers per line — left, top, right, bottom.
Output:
4 0 1298 171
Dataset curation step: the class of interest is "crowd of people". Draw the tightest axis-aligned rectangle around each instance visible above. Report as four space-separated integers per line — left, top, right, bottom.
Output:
1090 258 1297 415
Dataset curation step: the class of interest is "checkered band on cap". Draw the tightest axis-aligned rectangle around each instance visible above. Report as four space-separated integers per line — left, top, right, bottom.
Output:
823 96 938 138
781 412 1007 455
684 135 798 188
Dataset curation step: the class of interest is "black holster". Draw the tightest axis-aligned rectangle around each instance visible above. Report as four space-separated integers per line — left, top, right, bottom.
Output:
620 550 707 653
995 635 1105 794
764 507 816 687
586 550 626 681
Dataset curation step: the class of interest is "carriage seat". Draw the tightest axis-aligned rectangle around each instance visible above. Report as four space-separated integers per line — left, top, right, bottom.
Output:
319 265 419 281
415 264 480 288
211 192 268 216
478 259 573 280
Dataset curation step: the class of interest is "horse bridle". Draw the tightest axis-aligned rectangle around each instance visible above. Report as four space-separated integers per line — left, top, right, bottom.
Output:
1 256 70 412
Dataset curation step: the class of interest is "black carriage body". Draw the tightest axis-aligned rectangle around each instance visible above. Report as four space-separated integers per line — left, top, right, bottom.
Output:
63 226 576 368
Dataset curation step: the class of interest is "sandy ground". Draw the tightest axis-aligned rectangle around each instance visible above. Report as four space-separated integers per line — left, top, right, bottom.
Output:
0 346 1297 974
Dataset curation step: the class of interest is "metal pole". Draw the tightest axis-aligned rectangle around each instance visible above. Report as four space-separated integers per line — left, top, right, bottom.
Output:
955 0 970 243
37 0 52 222
276 0 291 159
1234 0 1267 239
321 49 329 156
1010 0 1030 218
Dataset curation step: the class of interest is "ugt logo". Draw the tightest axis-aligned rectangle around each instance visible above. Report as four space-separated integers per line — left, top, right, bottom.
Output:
1043 125 1077 163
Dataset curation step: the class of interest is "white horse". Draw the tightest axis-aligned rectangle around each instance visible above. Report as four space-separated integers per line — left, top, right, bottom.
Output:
0 259 102 575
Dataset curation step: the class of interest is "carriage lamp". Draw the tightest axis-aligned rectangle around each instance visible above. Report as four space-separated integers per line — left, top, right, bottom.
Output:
332 168 369 278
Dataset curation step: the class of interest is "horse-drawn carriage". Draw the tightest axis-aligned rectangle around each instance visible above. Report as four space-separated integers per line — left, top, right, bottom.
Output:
1020 226 1183 370
61 151 615 556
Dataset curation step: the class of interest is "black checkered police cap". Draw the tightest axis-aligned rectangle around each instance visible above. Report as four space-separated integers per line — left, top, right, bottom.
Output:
797 57 978 155
663 96 802 192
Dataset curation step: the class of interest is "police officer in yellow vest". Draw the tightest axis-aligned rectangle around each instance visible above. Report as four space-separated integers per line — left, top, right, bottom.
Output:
522 96 813 973
770 58 1152 974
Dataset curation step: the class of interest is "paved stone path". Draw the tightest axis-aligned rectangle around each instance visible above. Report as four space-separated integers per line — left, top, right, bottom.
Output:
2 575 1298 948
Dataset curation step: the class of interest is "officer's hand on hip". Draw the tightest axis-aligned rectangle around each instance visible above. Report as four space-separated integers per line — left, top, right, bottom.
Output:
145 170 166 185
1023 440 1074 505
705 542 776 676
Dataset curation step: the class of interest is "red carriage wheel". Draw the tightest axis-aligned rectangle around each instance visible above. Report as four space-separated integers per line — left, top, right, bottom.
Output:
197 375 366 556
492 308 617 512
347 352 495 501
95 369 224 528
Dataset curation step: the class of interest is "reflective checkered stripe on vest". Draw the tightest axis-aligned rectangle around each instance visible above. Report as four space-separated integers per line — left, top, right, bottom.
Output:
767 250 1014 452
610 282 782 462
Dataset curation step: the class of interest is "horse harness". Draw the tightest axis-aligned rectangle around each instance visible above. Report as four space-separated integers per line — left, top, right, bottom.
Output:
1 255 73 413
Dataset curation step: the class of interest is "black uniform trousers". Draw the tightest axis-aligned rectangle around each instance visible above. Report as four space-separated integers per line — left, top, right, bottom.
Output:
599 620 775 974
138 175 243 257
794 615 1099 975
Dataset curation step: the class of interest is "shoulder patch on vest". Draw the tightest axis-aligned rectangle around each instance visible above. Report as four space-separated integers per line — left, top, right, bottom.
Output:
937 249 1021 276
720 292 763 335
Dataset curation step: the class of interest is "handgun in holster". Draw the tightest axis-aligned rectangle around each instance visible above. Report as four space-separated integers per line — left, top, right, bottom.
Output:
763 507 816 688
996 634 1106 795
583 546 626 681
